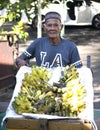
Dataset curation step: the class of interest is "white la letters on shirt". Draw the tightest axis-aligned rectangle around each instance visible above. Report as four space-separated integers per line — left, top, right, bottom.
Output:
41 51 62 68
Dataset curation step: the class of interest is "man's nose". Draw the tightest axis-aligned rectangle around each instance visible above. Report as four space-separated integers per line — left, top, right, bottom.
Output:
50 24 57 29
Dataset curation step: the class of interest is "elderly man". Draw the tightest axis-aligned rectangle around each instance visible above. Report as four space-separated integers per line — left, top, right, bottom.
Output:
16 11 82 68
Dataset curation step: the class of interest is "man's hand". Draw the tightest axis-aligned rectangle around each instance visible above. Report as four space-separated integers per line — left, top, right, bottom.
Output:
16 58 29 68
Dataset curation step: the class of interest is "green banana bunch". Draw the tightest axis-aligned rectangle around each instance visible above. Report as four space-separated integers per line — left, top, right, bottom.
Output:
12 93 33 114
12 65 86 117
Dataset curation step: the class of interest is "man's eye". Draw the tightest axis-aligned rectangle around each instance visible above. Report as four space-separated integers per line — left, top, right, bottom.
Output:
46 24 59 27
47 24 52 27
54 24 59 27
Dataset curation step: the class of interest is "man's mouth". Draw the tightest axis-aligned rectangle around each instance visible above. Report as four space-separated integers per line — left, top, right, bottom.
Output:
49 31 56 34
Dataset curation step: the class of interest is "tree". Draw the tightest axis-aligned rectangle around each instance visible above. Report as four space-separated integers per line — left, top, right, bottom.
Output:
0 0 48 24
0 0 49 39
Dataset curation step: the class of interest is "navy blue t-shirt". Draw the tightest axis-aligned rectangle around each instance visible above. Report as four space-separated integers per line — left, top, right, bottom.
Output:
21 37 82 68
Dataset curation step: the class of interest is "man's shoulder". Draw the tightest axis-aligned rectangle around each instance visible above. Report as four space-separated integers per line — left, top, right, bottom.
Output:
32 37 47 44
62 38 76 46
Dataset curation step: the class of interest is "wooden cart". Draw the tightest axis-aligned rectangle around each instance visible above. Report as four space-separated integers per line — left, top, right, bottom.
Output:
6 117 92 130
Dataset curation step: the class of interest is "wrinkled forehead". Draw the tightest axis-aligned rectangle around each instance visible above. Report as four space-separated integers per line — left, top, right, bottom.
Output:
45 18 61 26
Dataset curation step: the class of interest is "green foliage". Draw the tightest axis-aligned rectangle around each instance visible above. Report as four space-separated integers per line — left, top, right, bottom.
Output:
0 21 29 42
0 0 49 23
0 0 49 40
0 0 9 9
12 21 29 41
0 0 49 41
0 16 6 26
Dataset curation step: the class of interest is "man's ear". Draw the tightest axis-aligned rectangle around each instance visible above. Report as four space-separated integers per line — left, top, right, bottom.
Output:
43 24 46 32
43 23 46 28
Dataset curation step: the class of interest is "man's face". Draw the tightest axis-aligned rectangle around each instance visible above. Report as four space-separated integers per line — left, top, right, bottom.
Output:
44 18 62 38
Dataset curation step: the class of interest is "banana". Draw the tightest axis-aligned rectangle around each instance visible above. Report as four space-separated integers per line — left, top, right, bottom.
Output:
12 65 86 117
